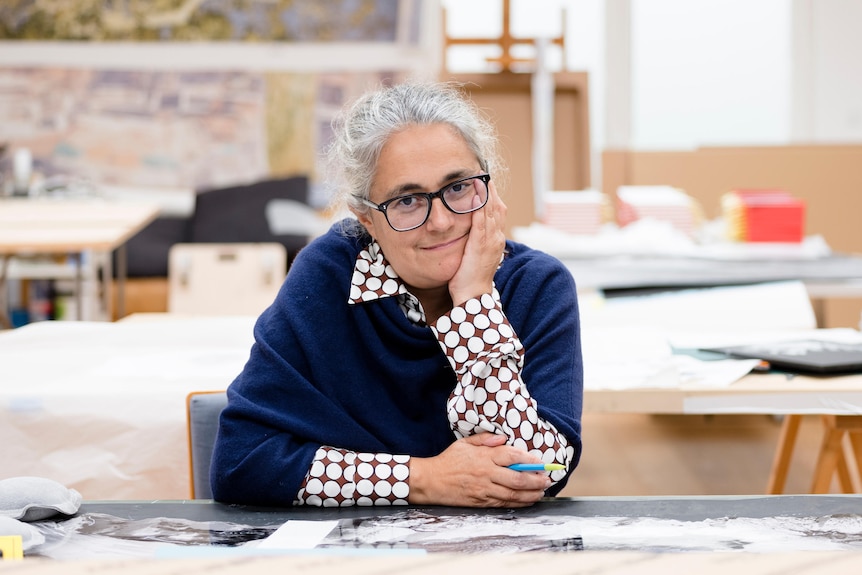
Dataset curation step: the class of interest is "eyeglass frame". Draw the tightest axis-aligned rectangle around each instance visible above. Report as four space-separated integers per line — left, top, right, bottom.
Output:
359 173 491 232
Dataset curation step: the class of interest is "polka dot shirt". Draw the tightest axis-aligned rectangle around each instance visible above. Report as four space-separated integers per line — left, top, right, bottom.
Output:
294 240 573 507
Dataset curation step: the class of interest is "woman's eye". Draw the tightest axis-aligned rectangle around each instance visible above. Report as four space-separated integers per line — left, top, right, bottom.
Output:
394 195 420 210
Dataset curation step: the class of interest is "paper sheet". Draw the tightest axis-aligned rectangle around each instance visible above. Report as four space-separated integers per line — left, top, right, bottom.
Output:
582 326 758 390
255 520 339 550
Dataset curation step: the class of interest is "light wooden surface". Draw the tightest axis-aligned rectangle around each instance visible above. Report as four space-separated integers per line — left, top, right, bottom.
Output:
0 198 159 253
4 548 859 574
0 198 160 323
585 371 862 415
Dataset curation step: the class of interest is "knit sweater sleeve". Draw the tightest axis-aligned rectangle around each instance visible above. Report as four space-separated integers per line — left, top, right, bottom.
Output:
431 289 575 486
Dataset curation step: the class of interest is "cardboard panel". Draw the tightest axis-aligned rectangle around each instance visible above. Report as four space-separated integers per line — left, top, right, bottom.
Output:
602 145 862 254
817 297 862 329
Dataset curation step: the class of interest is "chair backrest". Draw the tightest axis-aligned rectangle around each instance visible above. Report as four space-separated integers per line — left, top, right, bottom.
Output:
186 391 228 499
168 242 286 315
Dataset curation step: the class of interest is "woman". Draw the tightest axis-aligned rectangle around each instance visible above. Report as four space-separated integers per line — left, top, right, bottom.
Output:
210 81 583 508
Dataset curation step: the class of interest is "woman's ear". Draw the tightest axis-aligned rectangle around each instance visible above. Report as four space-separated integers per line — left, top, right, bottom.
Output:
351 207 377 237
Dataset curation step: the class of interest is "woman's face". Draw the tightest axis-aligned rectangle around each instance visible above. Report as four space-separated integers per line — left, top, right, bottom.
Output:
355 123 483 292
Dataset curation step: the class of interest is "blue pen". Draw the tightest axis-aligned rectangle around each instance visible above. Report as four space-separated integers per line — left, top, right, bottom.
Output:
508 463 565 472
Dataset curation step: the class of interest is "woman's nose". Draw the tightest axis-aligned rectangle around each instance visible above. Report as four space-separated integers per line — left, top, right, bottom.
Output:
424 197 455 231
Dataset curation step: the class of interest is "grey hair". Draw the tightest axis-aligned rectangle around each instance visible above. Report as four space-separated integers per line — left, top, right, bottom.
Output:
324 81 502 217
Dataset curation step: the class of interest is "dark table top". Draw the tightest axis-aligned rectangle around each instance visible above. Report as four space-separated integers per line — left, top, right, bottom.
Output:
79 494 862 524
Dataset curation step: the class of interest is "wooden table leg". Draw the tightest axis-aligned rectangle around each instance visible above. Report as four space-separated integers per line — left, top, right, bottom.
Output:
847 430 862 492
811 415 845 493
767 414 801 494
835 417 862 492
835 443 854 493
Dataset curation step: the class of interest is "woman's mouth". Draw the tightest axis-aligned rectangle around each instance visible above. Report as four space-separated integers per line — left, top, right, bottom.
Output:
422 233 467 251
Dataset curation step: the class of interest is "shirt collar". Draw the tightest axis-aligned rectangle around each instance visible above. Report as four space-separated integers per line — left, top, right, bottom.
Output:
347 239 411 305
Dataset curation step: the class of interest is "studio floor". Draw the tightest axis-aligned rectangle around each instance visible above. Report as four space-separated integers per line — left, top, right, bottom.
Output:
561 413 851 497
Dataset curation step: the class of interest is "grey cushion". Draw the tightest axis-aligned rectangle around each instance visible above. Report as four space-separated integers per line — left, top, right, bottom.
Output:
0 477 82 522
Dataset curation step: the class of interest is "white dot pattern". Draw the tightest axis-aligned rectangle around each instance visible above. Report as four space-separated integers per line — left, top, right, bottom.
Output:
295 447 410 507
432 290 572 483
347 240 427 324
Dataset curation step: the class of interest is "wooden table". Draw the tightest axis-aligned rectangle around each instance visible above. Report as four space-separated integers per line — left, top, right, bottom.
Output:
585 372 862 494
2 315 861 500
0 197 159 326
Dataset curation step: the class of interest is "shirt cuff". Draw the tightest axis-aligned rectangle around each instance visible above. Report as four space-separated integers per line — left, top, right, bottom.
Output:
295 446 411 507
431 290 522 375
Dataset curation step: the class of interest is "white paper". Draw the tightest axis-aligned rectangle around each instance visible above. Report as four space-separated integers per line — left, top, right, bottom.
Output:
674 354 761 388
256 520 339 550
580 281 817 333
582 326 679 390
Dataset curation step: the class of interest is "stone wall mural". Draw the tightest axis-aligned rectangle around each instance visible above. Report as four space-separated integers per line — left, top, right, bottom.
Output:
0 1 419 202
0 67 397 199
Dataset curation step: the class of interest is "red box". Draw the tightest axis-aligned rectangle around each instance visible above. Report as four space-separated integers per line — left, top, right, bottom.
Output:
724 190 806 243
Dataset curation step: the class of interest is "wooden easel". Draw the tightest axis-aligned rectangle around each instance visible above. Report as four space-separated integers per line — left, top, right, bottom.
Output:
442 0 566 72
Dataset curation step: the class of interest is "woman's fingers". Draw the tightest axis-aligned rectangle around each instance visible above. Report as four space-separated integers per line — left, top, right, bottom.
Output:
409 435 549 508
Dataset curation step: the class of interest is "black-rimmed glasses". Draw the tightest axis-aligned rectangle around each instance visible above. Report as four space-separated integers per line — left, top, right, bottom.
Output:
361 173 491 232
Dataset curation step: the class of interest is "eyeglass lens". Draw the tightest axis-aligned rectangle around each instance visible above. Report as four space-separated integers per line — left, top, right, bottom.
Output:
387 176 489 231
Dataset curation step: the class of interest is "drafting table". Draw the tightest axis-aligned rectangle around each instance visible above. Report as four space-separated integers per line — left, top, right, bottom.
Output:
0 198 159 326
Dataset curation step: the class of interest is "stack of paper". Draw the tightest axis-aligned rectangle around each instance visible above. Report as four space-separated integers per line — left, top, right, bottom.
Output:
541 190 608 235
722 189 805 243
615 185 701 237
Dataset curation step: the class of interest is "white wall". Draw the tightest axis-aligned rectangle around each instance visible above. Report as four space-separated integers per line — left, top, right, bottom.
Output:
809 0 862 142
444 0 862 184
617 0 862 150
630 0 792 149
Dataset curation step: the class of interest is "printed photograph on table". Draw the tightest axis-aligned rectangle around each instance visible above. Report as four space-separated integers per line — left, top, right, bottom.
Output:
21 510 862 558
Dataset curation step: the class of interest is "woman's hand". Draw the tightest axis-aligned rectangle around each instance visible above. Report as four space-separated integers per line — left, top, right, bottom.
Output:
407 433 551 507
448 181 508 306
